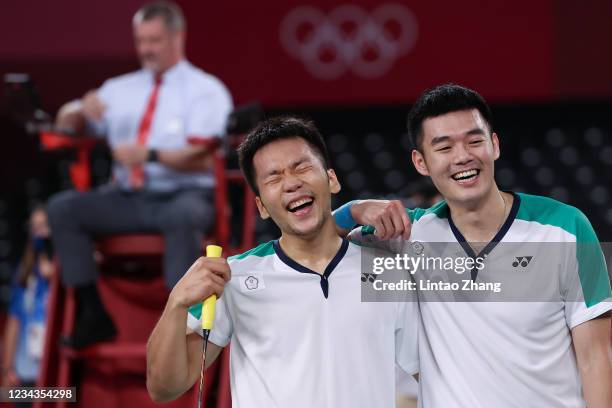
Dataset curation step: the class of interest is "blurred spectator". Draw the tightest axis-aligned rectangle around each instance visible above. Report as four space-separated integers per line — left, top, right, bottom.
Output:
47 1 233 349
399 177 441 209
1 206 54 406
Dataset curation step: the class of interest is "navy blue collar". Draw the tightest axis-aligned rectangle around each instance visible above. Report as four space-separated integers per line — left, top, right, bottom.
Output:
273 238 349 299
448 192 520 281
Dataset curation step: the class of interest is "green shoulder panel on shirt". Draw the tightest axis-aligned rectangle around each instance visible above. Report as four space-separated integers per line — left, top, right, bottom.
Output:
571 209 611 307
188 303 202 320
515 193 583 236
188 241 276 319
516 193 611 307
407 207 427 223
228 240 275 261
406 199 448 223
361 200 448 236
361 225 376 236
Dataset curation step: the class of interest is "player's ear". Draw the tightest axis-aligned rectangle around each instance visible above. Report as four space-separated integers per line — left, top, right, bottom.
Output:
255 196 270 219
491 132 500 160
327 169 341 194
412 149 430 176
174 29 186 47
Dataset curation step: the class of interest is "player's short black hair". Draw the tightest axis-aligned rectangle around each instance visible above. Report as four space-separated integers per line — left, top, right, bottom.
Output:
407 83 493 151
238 116 331 195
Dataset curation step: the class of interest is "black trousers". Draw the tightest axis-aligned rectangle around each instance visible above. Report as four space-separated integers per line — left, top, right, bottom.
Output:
47 185 215 289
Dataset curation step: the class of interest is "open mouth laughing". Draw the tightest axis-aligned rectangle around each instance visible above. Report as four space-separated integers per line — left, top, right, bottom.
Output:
286 196 315 215
451 169 480 185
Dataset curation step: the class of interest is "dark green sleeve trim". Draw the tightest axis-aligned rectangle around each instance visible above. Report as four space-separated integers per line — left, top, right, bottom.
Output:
575 211 612 307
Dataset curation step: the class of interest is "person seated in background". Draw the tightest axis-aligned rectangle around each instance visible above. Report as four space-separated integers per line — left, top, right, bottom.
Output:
48 0 233 349
1 205 55 398
399 177 441 209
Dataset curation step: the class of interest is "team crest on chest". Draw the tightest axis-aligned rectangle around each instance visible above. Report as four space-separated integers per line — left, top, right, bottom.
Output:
239 272 266 293
245 276 259 290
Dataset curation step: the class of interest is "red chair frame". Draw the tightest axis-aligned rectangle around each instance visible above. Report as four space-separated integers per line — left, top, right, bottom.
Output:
35 132 255 408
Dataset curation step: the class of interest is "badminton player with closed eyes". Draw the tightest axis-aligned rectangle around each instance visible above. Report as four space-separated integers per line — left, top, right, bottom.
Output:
146 116 419 407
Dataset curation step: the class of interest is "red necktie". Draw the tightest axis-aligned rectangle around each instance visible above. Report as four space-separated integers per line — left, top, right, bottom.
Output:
130 75 162 188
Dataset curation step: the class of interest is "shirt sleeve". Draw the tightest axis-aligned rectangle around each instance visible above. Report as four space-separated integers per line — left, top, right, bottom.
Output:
185 82 233 140
394 297 419 375
83 79 113 138
186 292 234 348
347 226 407 253
346 206 425 253
563 210 612 329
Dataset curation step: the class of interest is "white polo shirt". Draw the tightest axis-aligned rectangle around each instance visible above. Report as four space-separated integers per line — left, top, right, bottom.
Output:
187 239 419 408
351 192 612 408
88 59 233 192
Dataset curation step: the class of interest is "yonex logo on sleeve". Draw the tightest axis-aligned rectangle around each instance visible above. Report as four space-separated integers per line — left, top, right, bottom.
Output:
512 256 533 268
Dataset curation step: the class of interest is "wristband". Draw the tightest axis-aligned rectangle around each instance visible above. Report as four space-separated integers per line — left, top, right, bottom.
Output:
333 200 358 230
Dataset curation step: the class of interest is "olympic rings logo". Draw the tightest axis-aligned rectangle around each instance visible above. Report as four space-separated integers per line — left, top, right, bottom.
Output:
280 4 418 80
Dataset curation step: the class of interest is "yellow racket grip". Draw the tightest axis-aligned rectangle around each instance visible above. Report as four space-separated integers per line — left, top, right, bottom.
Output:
201 245 222 330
